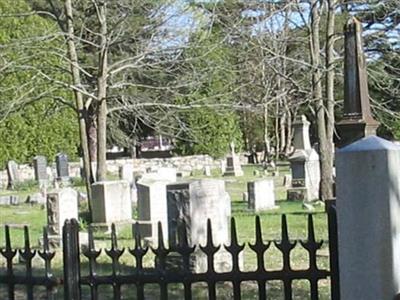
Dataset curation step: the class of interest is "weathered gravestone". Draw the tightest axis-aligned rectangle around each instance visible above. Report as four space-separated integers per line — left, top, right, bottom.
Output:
6 160 19 189
166 179 233 273
119 164 134 183
91 180 132 224
136 179 169 245
119 164 137 205
336 18 380 148
47 188 78 238
55 153 69 179
287 116 320 201
223 142 243 177
247 179 276 212
33 156 48 186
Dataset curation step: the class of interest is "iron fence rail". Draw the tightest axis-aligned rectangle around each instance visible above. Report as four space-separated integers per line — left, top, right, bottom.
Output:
0 206 339 300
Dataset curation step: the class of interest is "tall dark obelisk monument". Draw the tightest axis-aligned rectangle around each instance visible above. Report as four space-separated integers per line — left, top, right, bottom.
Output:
336 18 379 148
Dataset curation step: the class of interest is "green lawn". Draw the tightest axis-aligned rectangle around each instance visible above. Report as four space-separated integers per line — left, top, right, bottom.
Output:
0 164 332 299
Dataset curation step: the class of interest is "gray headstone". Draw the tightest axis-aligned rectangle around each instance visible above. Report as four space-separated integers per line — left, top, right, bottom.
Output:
91 180 132 224
33 156 48 184
55 153 69 178
166 179 233 272
6 160 19 189
47 188 78 236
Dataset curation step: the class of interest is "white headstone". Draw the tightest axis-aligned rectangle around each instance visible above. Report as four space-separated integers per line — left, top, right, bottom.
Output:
119 164 134 183
247 179 276 212
47 188 78 236
91 180 132 224
336 136 400 300
136 179 169 244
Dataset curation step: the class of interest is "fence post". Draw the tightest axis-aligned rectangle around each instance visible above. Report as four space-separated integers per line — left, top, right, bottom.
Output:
326 200 340 300
336 136 400 299
63 219 81 300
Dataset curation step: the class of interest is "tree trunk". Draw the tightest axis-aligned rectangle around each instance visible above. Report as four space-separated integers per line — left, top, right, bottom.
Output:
86 104 97 183
285 108 293 155
279 110 286 153
310 0 332 201
64 0 93 215
324 0 336 198
95 1 108 182
263 103 271 162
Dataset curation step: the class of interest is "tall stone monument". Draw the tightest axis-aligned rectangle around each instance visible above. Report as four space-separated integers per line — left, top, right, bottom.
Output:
287 115 320 201
336 18 379 148
223 142 243 177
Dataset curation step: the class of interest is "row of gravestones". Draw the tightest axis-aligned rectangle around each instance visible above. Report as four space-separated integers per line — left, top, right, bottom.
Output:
44 175 237 272
6 153 70 189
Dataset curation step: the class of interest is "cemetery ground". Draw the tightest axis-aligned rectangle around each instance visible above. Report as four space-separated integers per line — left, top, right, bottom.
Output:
0 164 330 299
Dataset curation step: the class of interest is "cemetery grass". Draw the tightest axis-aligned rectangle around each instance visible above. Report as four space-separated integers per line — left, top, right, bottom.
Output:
0 165 330 299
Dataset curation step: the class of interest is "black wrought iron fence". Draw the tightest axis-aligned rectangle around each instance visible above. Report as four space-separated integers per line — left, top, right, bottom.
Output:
0 205 339 300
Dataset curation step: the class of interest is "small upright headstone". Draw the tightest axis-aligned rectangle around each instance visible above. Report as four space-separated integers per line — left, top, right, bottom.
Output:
91 181 132 224
166 179 233 273
6 160 19 189
33 156 48 186
203 165 211 176
47 188 78 237
55 153 69 179
136 179 169 245
248 179 276 212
